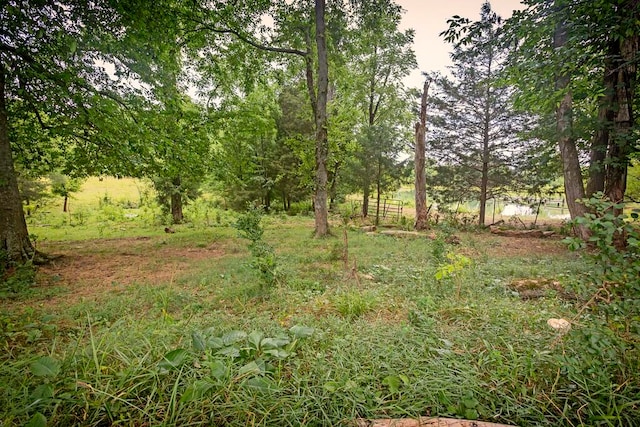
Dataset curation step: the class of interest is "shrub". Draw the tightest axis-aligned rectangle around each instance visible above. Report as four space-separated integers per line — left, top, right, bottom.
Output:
235 207 281 290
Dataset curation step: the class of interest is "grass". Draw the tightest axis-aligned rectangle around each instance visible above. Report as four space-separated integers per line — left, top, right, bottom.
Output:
1 179 639 426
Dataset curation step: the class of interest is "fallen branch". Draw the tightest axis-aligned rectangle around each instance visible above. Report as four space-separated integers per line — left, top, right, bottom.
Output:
355 417 517 427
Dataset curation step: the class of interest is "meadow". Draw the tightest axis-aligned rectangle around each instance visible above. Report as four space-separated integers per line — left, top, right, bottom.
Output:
1 178 638 426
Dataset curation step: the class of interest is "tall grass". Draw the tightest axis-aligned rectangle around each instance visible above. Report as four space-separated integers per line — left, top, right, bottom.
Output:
1 179 638 425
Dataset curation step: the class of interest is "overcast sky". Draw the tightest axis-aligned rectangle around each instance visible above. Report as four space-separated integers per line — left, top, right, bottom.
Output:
396 0 524 88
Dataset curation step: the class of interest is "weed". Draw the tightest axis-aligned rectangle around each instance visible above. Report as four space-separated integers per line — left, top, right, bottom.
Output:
332 290 379 320
235 207 282 290
0 258 36 298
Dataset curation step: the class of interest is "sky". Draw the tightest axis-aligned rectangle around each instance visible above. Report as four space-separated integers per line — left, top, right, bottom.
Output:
396 0 525 88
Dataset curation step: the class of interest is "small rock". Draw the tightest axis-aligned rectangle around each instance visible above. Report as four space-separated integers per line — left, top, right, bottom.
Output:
547 318 571 333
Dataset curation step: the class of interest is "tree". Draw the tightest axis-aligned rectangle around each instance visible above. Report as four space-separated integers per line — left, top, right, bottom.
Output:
414 77 430 230
313 0 330 235
436 2 532 226
505 0 639 227
1 0 182 268
342 0 416 221
180 0 333 236
49 173 83 213
552 0 589 237
212 87 281 210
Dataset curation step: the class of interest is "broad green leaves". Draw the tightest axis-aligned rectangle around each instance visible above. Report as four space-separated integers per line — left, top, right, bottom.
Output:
30 357 61 378
178 325 314 403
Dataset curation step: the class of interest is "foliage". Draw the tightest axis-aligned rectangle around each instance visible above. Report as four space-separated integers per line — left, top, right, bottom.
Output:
337 0 416 220
432 2 548 226
2 195 640 425
564 193 640 335
235 207 281 290
0 255 36 298
179 325 314 402
331 290 379 320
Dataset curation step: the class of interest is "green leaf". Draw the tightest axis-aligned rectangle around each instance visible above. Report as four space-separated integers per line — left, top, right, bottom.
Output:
158 348 188 370
244 376 279 393
382 375 402 393
30 357 61 378
222 330 247 345
238 360 264 376
216 346 240 358
192 331 206 351
464 408 479 420
25 412 47 427
263 348 290 359
323 381 340 392
248 331 264 350
289 325 314 339
206 337 224 349
180 380 215 403
209 359 229 380
31 384 54 400
261 337 290 349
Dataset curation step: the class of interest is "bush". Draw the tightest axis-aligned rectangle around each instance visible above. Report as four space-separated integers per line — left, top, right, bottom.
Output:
564 193 640 335
235 207 282 290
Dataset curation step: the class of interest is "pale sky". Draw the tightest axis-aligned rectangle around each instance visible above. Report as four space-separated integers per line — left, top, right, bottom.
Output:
396 0 524 88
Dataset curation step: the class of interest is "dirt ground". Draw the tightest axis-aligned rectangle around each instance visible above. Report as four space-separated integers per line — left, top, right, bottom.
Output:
18 231 569 312
30 237 226 309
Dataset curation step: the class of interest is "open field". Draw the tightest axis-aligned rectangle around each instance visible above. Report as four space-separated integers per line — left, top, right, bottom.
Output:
2 180 639 426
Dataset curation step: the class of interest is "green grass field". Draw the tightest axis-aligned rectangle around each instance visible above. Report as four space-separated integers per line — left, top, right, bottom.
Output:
1 178 639 426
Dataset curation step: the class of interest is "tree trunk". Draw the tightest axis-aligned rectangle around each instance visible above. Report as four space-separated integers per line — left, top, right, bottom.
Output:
553 5 589 239
0 66 35 267
170 176 183 224
605 31 637 216
63 195 69 213
586 55 615 197
375 157 382 226
362 182 370 218
479 103 490 227
414 78 430 231
479 48 494 227
313 0 330 237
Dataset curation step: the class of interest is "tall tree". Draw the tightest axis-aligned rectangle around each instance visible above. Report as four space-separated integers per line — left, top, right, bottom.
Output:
0 0 171 267
343 0 416 221
313 0 330 235
505 0 639 226
552 0 588 236
181 0 334 236
437 2 530 226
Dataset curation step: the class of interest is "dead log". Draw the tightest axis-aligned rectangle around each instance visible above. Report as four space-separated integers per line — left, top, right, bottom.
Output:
489 228 554 238
356 417 517 427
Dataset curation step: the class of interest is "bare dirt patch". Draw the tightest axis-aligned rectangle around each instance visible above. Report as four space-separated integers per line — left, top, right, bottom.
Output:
463 232 569 259
30 236 226 308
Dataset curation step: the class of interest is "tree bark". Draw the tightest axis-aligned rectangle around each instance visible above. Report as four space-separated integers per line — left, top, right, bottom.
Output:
414 78 430 231
553 4 589 239
0 65 35 267
313 0 330 237
362 175 370 217
170 176 183 224
586 54 615 197
605 29 637 215
375 156 382 226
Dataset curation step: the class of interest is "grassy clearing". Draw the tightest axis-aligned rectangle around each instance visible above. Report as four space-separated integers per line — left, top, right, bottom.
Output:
1 180 639 426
